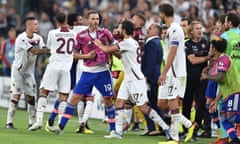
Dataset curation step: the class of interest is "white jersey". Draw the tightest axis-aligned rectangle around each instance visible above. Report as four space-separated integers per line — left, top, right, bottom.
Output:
72 25 88 78
46 27 76 70
12 32 45 73
165 22 186 77
119 37 144 81
72 25 88 34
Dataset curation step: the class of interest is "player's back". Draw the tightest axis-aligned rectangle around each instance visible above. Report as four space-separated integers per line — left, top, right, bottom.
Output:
119 37 144 81
47 27 75 70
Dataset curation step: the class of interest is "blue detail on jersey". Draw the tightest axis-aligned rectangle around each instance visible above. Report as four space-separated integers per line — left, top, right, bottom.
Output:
170 40 179 46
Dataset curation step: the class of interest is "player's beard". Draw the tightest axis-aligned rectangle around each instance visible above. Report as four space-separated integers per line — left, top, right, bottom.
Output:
93 22 99 29
120 31 124 40
161 18 166 25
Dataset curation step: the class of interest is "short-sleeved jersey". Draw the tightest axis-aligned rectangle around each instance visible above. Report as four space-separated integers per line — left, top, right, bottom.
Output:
185 38 210 79
119 37 144 81
13 32 45 73
215 54 240 99
47 27 75 70
75 28 114 67
72 25 88 34
165 22 186 77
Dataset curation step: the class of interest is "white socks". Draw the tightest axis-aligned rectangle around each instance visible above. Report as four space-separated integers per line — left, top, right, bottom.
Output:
36 97 47 125
124 108 133 124
170 113 181 141
6 101 17 124
77 101 85 123
115 109 124 135
149 109 169 130
180 114 192 128
81 101 93 124
28 104 36 125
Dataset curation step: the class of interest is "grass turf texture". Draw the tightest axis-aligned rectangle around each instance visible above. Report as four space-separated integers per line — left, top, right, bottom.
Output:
0 108 215 144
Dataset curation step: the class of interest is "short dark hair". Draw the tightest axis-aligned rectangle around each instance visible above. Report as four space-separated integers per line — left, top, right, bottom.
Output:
181 17 192 25
218 14 227 24
24 17 37 24
56 12 66 24
159 3 174 17
226 13 240 27
68 13 80 26
121 20 134 35
132 13 146 24
87 10 99 19
87 10 102 25
211 38 227 53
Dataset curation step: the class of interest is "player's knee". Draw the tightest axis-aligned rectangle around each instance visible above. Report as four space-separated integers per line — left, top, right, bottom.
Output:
59 93 68 101
158 100 168 111
86 95 94 101
27 96 35 105
219 113 227 122
124 101 134 109
138 104 148 114
103 98 113 107
11 94 21 103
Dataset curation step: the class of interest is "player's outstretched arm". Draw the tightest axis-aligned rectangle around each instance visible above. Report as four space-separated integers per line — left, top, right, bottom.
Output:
29 47 50 55
73 50 96 60
93 39 119 54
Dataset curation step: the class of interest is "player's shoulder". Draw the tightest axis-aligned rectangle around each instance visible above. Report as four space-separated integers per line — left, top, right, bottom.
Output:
77 29 88 38
16 32 25 39
123 38 138 46
220 54 230 62
98 27 112 35
16 32 27 42
33 32 44 39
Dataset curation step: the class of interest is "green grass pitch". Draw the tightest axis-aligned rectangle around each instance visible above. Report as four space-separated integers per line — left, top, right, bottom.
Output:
0 108 215 144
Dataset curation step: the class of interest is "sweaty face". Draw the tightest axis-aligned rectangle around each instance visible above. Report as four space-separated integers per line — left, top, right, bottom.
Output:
215 21 224 36
76 16 84 25
159 12 165 25
28 20 39 33
88 13 99 30
180 20 189 35
147 24 156 38
192 23 202 39
161 29 167 39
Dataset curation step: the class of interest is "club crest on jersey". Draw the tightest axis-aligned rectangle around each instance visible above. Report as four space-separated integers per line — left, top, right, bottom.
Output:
202 43 206 49
29 39 40 45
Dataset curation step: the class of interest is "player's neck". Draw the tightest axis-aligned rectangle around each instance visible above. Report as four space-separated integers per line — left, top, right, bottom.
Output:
165 17 174 27
25 30 34 38
57 23 67 28
214 52 221 60
192 37 201 42
89 27 97 33
124 35 131 39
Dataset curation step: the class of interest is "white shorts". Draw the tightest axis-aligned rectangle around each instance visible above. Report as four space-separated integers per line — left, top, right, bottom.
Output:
158 76 186 100
40 66 71 94
11 68 36 96
117 79 148 106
